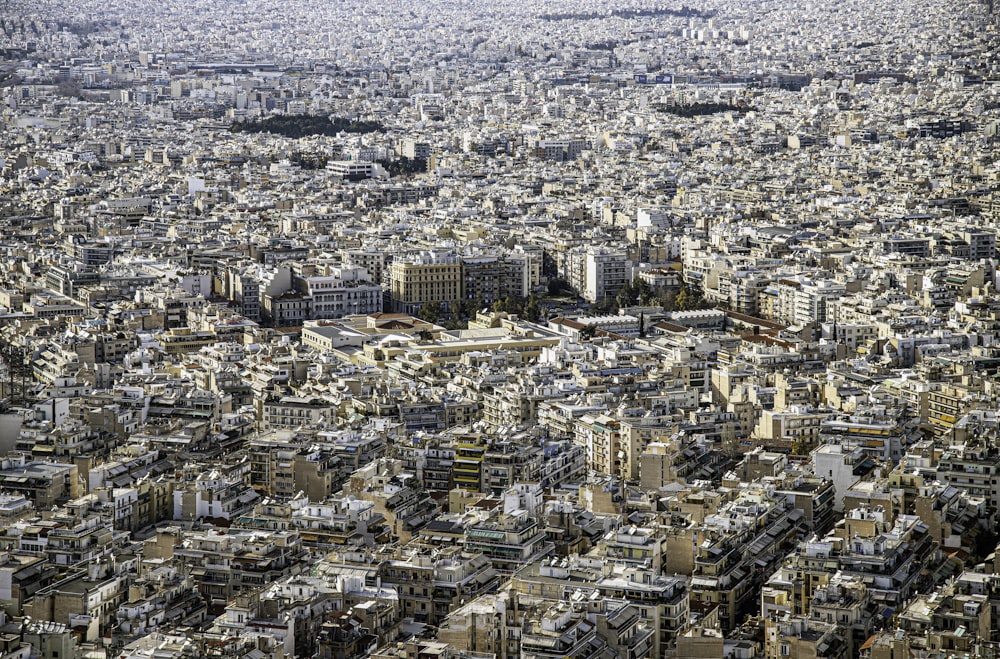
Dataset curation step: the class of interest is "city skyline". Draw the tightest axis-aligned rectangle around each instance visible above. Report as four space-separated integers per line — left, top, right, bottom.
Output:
0 0 999 657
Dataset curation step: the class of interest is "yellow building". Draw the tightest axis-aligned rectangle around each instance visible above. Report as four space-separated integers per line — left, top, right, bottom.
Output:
388 255 463 315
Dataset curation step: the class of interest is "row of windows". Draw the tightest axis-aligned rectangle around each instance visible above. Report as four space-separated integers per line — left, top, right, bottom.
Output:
394 266 460 275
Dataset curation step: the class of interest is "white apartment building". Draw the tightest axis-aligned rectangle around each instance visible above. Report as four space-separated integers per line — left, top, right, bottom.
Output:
563 247 633 304
296 266 383 319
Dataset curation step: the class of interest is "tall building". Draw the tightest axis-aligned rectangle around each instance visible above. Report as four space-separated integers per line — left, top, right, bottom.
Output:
388 251 463 315
342 248 389 286
224 264 262 321
462 256 504 307
564 247 631 303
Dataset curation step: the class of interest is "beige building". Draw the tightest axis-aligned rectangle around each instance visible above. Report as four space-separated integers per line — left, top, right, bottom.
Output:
639 441 681 490
388 253 463 315
0 457 80 508
764 616 848 659
676 626 725 659
24 557 125 642
438 591 518 658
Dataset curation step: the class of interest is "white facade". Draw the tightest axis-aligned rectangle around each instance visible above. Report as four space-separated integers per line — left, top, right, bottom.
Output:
299 266 383 319
584 248 631 303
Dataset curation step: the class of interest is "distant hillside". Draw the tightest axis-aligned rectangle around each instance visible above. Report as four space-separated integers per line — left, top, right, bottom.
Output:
655 102 751 118
540 6 715 21
230 114 383 138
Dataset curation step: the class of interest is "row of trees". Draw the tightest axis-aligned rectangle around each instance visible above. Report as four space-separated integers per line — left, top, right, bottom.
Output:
411 281 713 331
615 279 659 308
670 285 714 311
493 294 543 322
287 151 329 170
417 294 545 329
377 157 427 177
597 279 712 314
278 153 427 175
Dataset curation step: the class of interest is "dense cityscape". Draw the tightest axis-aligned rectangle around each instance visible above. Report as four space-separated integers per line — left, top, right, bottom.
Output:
1 0 1000 656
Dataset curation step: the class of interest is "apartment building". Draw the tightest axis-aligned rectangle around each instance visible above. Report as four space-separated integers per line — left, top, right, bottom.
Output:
387 251 463 314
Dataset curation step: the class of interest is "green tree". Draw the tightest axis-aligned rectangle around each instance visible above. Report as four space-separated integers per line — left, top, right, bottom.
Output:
377 157 428 177
418 301 440 323
445 300 466 330
636 279 656 305
463 298 484 319
675 287 693 311
616 280 636 308
493 296 525 315
524 295 542 322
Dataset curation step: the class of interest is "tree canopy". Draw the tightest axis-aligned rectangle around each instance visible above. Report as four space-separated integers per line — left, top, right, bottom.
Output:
230 114 383 138
655 102 749 118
